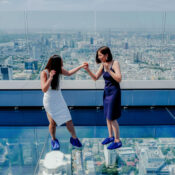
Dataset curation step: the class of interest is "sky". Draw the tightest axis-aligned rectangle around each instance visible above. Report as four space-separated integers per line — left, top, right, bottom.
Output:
0 0 175 11
0 0 175 31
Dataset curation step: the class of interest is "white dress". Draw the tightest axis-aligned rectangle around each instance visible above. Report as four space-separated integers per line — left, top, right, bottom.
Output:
43 69 72 126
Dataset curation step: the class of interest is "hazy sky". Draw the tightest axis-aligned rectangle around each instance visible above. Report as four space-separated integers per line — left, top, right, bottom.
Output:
0 0 175 31
0 0 175 11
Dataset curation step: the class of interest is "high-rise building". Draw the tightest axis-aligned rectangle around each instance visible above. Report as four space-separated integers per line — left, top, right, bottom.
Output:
14 41 19 49
25 59 38 70
138 147 167 175
57 33 61 40
90 37 94 45
45 39 50 47
0 65 13 80
104 146 118 167
134 52 141 63
124 42 129 49
70 40 75 48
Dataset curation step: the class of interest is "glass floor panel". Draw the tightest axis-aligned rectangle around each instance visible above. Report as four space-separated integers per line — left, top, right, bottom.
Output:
0 127 48 175
0 126 175 175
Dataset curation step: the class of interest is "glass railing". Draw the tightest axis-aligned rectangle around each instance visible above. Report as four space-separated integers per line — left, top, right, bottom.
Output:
0 9 175 81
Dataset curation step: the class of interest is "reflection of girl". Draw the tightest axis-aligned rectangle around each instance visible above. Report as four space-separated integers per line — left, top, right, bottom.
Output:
40 55 86 150
84 46 122 149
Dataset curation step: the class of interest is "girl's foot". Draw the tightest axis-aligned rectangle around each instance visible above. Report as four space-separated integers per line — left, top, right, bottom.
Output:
107 140 122 150
51 139 60 150
101 136 114 145
70 137 82 147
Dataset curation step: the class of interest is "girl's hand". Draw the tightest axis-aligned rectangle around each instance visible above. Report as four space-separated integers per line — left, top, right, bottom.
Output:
81 62 89 69
49 70 56 79
103 63 110 72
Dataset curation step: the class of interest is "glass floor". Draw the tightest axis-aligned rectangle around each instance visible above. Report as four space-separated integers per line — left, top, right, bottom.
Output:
0 126 175 175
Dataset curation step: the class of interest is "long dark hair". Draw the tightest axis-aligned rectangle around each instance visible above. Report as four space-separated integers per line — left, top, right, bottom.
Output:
45 55 62 90
96 46 113 64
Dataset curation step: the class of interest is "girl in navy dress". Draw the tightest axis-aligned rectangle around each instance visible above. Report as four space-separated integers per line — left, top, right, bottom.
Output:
84 46 122 149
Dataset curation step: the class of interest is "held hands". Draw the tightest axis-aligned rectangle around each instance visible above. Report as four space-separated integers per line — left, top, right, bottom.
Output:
81 62 110 72
81 62 89 70
49 70 56 79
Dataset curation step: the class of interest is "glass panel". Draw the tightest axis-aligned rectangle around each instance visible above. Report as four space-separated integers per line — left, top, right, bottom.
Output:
0 127 48 175
0 1 175 80
35 127 175 175
0 126 175 174
26 11 95 80
95 11 175 80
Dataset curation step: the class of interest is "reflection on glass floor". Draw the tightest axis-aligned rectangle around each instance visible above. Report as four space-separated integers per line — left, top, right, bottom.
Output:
37 138 175 175
0 127 48 175
0 126 175 175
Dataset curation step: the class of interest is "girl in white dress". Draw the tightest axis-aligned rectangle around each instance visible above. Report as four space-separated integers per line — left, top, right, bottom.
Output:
40 55 87 150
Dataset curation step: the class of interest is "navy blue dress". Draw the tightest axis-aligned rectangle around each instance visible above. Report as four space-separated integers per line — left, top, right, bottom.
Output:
103 61 121 120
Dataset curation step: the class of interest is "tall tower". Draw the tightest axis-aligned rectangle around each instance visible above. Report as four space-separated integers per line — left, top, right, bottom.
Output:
124 42 129 49
0 65 13 80
90 37 94 45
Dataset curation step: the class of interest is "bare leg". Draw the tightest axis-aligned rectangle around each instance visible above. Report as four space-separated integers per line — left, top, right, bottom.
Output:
46 113 57 140
107 119 113 138
111 120 120 142
66 120 77 139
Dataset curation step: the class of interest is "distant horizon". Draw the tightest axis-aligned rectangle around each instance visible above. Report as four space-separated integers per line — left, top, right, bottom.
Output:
0 27 175 34
0 11 175 32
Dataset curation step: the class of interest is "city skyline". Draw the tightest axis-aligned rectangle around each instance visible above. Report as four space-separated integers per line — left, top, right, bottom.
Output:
0 30 175 80
1 11 175 32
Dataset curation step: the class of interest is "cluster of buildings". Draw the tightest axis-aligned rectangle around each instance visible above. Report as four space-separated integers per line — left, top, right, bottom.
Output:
1 137 175 174
0 30 175 80
70 138 175 175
